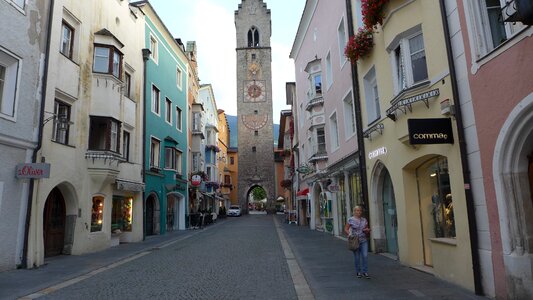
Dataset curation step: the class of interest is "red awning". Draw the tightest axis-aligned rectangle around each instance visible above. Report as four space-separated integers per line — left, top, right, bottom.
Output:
296 188 309 196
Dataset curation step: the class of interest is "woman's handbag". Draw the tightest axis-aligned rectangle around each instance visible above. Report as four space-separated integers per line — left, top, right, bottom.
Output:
348 235 359 251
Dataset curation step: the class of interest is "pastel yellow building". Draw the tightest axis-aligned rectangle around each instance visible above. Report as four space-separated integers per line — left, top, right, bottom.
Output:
217 110 231 209
350 0 474 291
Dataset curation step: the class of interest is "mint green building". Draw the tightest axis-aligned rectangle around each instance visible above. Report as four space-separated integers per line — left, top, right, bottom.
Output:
132 1 189 235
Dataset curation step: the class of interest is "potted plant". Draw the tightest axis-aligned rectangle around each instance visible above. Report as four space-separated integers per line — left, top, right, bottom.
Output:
344 26 374 64
362 0 389 29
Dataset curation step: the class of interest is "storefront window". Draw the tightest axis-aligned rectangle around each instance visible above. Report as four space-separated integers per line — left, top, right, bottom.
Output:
91 196 104 232
111 197 133 233
417 156 455 239
338 177 347 236
349 171 363 213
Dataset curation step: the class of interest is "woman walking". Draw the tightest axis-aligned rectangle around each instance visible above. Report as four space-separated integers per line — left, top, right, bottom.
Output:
344 206 370 279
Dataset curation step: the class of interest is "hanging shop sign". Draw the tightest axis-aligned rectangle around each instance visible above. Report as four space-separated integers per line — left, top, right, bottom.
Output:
408 118 454 145
191 175 202 187
15 163 51 179
368 147 388 160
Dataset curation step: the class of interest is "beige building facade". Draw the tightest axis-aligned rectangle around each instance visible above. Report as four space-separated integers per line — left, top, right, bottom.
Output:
27 0 145 267
352 0 474 290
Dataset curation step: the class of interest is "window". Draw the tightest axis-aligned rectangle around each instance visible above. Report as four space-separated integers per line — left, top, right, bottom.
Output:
150 138 160 168
150 35 158 62
123 72 131 98
60 21 74 58
91 196 104 232
330 113 339 149
230 156 234 165
316 127 326 154
343 92 356 136
165 98 172 124
254 130 258 136
93 45 122 79
390 32 428 93
123 131 130 161
363 67 381 124
0 50 20 118
325 52 333 89
416 156 455 239
111 197 132 232
52 101 71 145
248 26 260 47
176 107 182 131
89 117 121 152
338 18 347 65
355 0 363 29
251 53 256 60
252 146 257 152
310 73 322 97
165 147 178 170
151 85 160 115
192 152 200 171
192 112 201 131
176 67 182 89
224 175 231 185
176 151 182 174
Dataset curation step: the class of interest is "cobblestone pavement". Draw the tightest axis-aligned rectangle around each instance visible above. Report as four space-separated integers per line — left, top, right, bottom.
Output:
40 215 296 300
0 215 486 300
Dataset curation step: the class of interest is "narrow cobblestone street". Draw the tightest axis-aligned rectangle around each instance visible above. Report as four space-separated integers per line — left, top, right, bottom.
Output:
0 215 484 300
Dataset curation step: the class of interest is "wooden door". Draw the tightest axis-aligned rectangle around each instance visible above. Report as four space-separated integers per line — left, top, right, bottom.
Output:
146 196 154 236
43 188 66 257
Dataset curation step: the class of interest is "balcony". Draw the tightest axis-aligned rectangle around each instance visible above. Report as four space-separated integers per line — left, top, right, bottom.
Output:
305 94 324 111
86 150 125 187
308 151 328 163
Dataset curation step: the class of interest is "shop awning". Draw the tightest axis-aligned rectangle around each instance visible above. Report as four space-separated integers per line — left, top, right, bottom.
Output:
296 188 309 196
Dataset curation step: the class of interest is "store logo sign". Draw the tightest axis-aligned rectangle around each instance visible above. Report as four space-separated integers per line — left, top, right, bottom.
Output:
408 118 454 145
368 147 388 160
15 163 51 179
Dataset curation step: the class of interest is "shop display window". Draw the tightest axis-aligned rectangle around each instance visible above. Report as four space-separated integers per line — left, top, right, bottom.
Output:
417 156 456 239
111 197 133 233
91 196 104 232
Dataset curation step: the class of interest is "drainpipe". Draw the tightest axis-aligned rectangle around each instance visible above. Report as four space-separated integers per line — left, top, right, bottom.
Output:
141 48 151 241
21 0 55 269
439 0 482 295
345 0 369 209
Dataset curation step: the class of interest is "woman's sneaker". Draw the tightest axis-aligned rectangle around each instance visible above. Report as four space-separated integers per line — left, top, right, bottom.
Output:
363 273 370 279
356 272 362 278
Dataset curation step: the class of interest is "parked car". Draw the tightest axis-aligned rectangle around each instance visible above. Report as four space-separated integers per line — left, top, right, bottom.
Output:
227 205 241 217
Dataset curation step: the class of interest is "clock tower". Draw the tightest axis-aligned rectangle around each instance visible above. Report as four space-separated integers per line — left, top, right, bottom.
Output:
235 0 275 213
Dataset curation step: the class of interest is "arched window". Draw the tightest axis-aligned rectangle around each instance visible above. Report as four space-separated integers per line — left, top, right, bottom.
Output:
247 26 260 47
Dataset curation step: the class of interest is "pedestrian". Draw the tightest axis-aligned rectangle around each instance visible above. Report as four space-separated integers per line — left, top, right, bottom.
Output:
344 205 371 279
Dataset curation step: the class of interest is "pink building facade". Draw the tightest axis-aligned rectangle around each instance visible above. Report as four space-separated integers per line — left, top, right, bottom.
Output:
446 0 533 298
290 0 364 236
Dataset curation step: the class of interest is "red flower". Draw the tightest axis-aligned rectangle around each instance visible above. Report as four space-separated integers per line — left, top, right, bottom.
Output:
344 27 374 63
361 0 389 29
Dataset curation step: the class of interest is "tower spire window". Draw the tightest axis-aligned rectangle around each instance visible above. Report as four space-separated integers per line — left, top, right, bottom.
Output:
248 26 260 47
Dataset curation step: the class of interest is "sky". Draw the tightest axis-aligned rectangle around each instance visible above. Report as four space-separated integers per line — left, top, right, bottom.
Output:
147 0 306 120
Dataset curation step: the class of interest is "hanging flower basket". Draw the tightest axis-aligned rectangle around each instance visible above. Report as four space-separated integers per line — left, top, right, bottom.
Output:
205 145 221 152
205 181 220 189
280 179 292 189
362 0 389 29
344 27 374 63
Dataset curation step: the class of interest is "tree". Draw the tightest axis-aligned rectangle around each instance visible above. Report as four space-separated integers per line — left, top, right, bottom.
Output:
251 186 267 201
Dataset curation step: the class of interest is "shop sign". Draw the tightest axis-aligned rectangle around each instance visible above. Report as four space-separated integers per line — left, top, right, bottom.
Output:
368 147 387 160
327 184 339 193
191 175 202 187
15 163 50 179
116 179 144 192
408 118 454 145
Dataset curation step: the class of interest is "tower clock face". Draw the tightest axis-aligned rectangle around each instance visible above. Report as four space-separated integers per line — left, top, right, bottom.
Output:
244 80 266 102
241 114 268 130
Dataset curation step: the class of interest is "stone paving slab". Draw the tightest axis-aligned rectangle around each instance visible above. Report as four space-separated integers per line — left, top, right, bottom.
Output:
277 215 486 300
